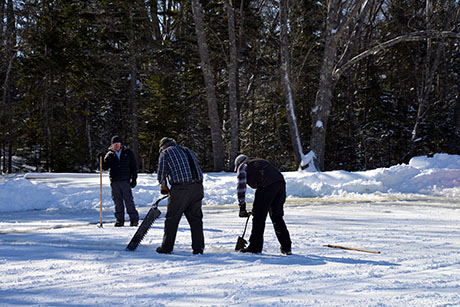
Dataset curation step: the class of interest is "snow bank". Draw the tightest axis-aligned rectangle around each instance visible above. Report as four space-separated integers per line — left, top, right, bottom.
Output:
1 153 459 213
0 178 58 212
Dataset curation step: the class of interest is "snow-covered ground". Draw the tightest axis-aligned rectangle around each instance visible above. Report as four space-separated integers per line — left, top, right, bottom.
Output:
1 153 460 306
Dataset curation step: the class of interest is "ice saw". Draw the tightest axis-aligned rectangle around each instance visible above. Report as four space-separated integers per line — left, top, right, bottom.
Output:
126 195 168 251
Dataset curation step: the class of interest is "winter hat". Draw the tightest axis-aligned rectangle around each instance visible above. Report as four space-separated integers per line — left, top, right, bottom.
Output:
111 135 122 144
234 154 248 171
159 137 176 151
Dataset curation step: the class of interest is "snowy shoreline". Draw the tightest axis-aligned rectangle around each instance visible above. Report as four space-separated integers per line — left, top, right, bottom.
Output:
1 153 460 213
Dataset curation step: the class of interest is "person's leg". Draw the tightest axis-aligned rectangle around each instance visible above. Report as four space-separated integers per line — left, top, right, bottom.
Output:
184 183 205 253
268 182 292 252
159 185 189 252
247 187 270 252
111 182 125 224
119 181 139 224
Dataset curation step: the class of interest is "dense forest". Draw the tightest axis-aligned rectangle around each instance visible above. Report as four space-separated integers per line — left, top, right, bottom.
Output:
0 0 459 173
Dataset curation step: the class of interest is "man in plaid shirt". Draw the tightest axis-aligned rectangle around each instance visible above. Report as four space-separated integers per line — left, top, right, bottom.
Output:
234 154 292 255
156 137 204 255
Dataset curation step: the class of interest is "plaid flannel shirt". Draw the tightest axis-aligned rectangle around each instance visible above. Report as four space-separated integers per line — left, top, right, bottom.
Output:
157 145 203 185
236 163 247 205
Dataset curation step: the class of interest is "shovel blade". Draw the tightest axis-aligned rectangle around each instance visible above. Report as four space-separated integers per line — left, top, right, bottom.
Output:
235 236 247 251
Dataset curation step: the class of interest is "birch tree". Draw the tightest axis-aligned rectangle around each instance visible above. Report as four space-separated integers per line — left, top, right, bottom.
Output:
279 0 312 169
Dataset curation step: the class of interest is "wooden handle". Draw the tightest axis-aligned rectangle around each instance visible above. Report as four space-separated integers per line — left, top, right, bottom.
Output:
99 156 103 227
324 244 380 254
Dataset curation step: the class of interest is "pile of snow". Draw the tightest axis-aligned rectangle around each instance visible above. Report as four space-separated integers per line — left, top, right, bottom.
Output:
1 153 459 213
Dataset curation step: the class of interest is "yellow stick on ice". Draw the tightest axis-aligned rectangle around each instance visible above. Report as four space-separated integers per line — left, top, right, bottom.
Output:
324 244 380 254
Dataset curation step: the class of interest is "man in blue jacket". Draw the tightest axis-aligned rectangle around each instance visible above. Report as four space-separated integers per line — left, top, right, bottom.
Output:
99 136 139 227
234 154 292 255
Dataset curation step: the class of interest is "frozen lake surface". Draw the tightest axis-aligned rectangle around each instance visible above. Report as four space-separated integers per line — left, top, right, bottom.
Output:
1 195 459 306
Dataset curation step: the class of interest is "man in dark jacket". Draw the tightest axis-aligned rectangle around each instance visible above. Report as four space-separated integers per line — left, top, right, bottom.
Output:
99 135 139 227
156 137 204 255
234 154 292 255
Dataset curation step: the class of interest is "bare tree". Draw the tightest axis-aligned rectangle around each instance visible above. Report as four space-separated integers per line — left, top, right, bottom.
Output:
410 0 458 155
305 0 372 171
144 0 162 42
302 0 460 171
1 0 6 171
191 0 225 171
225 0 240 165
128 3 140 168
2 0 15 173
279 0 305 168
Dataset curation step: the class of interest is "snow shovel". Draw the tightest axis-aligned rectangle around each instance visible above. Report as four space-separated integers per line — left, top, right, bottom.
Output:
235 213 251 251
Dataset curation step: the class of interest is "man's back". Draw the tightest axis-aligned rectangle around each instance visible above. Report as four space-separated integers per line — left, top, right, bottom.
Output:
245 158 284 189
157 145 203 185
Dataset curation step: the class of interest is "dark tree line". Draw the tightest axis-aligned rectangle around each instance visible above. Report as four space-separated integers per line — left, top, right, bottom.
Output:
1 0 459 173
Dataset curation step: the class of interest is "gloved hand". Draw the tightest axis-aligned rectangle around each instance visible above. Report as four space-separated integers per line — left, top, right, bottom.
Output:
160 185 170 195
130 179 137 188
239 202 250 218
97 152 104 160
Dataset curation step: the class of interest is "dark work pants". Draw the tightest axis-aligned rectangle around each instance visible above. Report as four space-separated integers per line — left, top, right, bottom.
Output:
249 181 292 252
161 182 204 252
111 181 139 224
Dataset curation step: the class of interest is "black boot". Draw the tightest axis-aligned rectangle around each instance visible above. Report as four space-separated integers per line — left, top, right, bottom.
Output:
240 246 261 254
156 247 172 254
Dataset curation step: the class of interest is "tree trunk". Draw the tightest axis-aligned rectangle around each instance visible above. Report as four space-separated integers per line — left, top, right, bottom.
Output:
1 52 14 173
4 0 15 173
42 44 54 172
0 0 4 172
0 0 5 43
86 108 93 171
225 0 240 166
410 0 453 154
148 0 162 41
310 61 335 171
309 0 344 171
279 0 303 167
309 0 379 171
128 4 140 169
191 0 225 171
164 0 173 41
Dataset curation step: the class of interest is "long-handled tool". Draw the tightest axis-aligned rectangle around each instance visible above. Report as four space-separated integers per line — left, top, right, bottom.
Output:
98 155 103 228
324 244 381 254
235 213 252 251
126 195 168 251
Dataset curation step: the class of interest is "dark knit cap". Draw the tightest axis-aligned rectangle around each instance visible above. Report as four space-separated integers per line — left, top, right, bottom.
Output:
111 135 122 144
234 154 248 171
